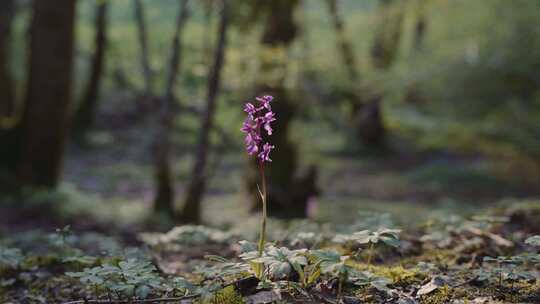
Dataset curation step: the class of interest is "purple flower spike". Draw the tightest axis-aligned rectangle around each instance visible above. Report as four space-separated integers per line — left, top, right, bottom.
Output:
241 95 276 162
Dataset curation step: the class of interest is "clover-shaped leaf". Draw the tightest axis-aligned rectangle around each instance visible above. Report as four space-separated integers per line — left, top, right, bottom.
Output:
136 285 151 299
310 250 356 278
506 271 535 282
483 256 520 266
239 240 258 253
353 271 392 291
249 246 308 279
352 228 401 248
167 277 196 293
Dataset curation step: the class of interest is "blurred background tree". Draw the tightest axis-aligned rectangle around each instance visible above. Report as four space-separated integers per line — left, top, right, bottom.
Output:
181 0 230 223
15 0 76 189
0 0 17 190
72 0 109 143
0 0 539 230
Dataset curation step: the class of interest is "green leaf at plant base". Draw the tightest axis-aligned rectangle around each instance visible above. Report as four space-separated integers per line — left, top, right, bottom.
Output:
350 228 401 247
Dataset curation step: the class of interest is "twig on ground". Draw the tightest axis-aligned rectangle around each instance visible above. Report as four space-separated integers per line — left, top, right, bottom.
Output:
61 294 200 304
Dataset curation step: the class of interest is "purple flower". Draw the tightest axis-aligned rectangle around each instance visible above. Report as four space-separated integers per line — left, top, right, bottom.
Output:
256 95 273 111
241 95 276 162
262 111 276 135
245 135 259 155
258 143 275 162
241 117 257 133
244 102 257 117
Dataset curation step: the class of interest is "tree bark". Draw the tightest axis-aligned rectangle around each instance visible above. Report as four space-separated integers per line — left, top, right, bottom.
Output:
134 0 153 96
153 0 189 215
247 0 319 218
180 0 229 223
73 1 109 142
0 0 17 192
0 0 14 120
17 0 76 188
0 0 16 175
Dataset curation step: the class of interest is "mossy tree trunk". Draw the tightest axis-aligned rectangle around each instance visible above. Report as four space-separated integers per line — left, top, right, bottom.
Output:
73 0 109 142
181 0 229 224
246 0 319 218
16 0 76 188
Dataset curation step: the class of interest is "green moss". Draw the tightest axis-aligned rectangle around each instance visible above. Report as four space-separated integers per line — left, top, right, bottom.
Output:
374 265 425 286
205 286 245 304
348 261 426 287
421 285 452 304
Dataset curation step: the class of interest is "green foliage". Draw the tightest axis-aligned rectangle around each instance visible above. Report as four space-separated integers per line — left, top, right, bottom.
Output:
392 0 540 160
352 270 391 292
243 246 307 280
311 250 352 277
0 247 23 270
525 235 540 247
478 255 536 286
66 258 163 299
197 255 250 278
350 228 401 248
207 286 245 304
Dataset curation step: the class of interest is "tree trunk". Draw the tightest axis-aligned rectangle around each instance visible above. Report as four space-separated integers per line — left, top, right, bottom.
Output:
17 0 76 188
413 15 426 51
153 0 189 215
370 0 404 70
358 97 385 146
0 0 14 120
73 1 108 142
247 0 319 218
181 0 229 223
405 1 427 104
134 0 152 96
357 0 404 147
325 0 365 125
0 0 17 191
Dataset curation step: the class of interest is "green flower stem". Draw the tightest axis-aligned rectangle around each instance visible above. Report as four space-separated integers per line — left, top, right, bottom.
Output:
337 273 345 301
366 242 375 267
257 161 267 257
